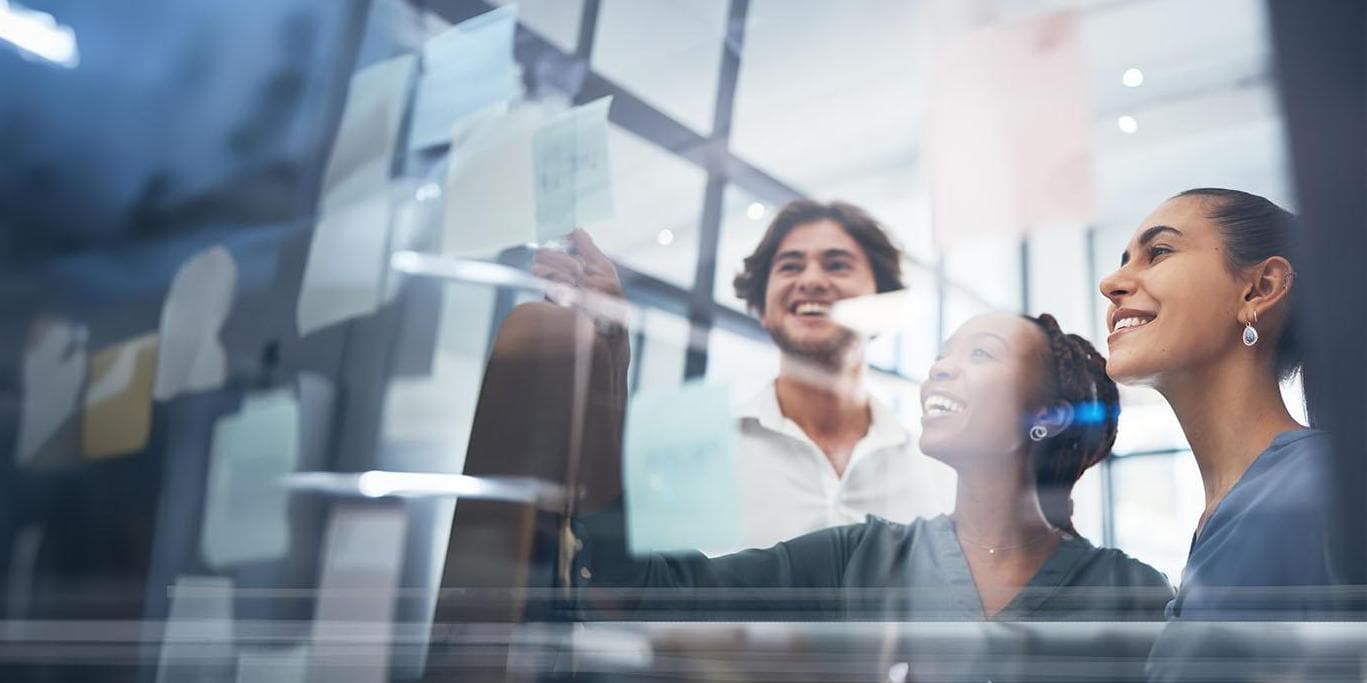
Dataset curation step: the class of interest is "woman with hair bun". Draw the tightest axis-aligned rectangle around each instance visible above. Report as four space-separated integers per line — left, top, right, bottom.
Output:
1099 188 1336 620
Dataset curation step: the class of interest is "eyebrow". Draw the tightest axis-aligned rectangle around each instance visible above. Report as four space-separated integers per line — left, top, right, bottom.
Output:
774 248 858 261
1120 225 1184 266
973 331 1010 346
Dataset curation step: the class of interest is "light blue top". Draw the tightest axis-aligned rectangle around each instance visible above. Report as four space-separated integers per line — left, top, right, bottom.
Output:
1149 429 1351 682
1168 428 1339 620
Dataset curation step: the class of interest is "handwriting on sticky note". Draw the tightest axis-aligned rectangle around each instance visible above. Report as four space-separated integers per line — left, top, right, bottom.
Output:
624 381 741 555
532 96 614 240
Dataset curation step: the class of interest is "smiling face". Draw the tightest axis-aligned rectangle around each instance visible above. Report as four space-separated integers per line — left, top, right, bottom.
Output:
1098 196 1249 386
760 219 879 363
918 313 1053 468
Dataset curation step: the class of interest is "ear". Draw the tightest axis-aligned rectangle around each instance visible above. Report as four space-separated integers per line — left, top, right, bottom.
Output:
1241 256 1295 320
1032 400 1075 438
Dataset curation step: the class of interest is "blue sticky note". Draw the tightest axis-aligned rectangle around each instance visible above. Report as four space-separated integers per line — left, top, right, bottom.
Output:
408 66 520 151
532 96 615 240
407 5 520 151
624 381 741 555
421 4 516 72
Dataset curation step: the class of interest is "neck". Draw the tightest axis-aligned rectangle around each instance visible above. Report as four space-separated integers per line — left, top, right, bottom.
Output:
1156 353 1303 507
774 351 870 438
951 457 1056 547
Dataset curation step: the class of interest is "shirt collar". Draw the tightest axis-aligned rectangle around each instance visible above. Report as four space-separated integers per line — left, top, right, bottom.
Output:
737 381 911 451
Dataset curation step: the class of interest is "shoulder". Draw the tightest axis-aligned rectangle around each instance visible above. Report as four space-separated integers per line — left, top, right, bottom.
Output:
844 513 929 545
1090 546 1174 590
1069 543 1176 617
1218 430 1335 536
1068 537 1174 591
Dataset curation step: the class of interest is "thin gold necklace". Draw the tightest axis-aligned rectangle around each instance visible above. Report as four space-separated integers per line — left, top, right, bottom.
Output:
954 524 1061 555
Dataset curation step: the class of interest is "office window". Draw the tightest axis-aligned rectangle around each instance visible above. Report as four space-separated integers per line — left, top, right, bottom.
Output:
592 0 729 135
1111 452 1205 584
593 123 707 288
490 0 583 54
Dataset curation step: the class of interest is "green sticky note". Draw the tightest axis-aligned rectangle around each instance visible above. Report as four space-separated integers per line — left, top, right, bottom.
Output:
201 390 300 568
532 96 614 240
624 381 740 555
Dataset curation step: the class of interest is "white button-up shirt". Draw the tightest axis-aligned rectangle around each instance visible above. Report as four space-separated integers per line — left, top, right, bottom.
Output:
708 383 957 556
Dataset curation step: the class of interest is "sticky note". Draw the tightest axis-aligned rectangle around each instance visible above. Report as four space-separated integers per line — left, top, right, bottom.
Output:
442 104 542 256
532 96 614 239
154 245 235 401
624 381 741 555
310 505 407 683
201 389 301 568
317 53 415 213
83 333 158 460
831 289 923 336
235 646 308 683
157 575 235 683
296 192 391 335
16 318 87 466
407 4 521 151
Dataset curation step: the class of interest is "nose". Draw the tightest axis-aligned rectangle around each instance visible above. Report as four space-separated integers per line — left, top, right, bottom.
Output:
1099 264 1135 306
794 263 829 291
928 354 959 380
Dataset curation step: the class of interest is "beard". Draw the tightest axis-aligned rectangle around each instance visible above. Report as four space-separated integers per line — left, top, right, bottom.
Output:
769 323 860 369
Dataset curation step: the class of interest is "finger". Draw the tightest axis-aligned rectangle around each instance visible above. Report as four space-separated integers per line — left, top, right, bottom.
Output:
533 250 586 279
569 229 611 269
527 252 582 281
531 263 577 286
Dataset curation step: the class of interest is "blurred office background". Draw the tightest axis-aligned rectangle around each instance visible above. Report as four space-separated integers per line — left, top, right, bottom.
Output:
0 0 1339 680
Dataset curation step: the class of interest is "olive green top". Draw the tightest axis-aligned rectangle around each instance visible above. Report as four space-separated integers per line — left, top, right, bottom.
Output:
573 511 1174 622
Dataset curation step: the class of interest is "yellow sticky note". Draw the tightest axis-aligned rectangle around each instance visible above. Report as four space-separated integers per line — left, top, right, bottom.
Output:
82 333 159 460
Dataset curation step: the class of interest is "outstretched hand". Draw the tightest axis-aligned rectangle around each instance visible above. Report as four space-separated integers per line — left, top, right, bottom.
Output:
531 229 624 300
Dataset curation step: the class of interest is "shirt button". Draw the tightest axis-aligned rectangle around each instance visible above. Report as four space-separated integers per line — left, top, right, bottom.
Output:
579 567 592 581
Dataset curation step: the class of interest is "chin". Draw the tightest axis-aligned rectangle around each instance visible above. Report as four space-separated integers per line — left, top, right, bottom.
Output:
1103 352 1158 386
917 434 956 466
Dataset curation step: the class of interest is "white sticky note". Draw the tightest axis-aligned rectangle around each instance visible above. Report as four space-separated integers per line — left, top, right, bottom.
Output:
442 104 542 256
296 193 392 336
310 506 407 683
16 319 87 465
201 389 301 568
407 4 521 151
318 54 415 213
624 381 741 555
157 575 235 683
236 646 309 683
154 246 236 401
831 289 923 337
532 96 614 239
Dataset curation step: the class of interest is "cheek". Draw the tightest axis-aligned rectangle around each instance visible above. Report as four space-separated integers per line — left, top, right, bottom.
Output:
963 368 1030 441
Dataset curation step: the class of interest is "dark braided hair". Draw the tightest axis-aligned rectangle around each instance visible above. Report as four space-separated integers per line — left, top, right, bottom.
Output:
1025 313 1120 535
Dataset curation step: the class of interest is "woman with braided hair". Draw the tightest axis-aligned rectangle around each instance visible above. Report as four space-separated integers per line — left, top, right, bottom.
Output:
571 312 1173 624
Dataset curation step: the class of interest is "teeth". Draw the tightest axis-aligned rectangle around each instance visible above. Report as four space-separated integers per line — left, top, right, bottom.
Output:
923 394 965 415
1114 316 1154 331
794 302 830 316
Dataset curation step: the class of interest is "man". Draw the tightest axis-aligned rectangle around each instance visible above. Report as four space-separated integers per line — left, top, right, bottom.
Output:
534 200 954 553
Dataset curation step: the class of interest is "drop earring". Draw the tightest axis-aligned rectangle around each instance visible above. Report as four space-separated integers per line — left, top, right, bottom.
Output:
1242 310 1259 347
